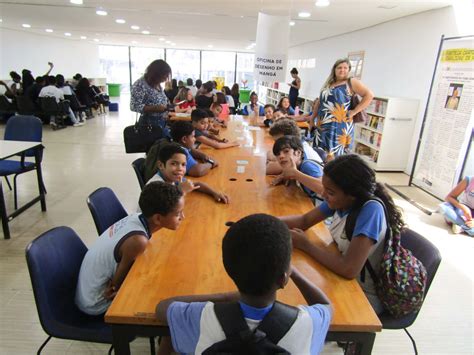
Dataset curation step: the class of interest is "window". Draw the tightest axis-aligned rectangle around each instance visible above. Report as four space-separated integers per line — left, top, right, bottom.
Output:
166 49 200 82
236 52 255 91
98 45 130 91
201 51 236 89
130 47 165 84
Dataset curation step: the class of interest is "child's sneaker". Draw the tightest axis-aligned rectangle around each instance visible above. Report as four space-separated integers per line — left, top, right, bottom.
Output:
73 122 85 127
451 223 462 234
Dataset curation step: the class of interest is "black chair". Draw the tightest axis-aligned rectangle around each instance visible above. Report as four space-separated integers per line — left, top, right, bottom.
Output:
39 97 68 129
16 95 42 116
0 95 17 118
25 226 115 354
65 94 91 120
378 228 442 354
0 115 46 210
87 187 128 235
132 158 146 191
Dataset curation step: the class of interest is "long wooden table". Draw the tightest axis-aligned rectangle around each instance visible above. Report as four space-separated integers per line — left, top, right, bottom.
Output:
105 120 381 354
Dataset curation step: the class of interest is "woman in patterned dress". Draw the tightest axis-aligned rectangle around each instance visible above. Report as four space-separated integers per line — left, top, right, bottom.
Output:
310 58 373 157
130 59 172 131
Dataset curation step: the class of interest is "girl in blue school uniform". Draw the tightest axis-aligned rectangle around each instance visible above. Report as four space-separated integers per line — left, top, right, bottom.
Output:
280 154 405 315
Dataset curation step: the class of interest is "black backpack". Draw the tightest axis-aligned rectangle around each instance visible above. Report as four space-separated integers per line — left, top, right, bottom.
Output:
202 301 299 355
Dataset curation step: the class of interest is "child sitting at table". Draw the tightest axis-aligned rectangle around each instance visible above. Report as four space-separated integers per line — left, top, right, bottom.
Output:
241 92 265 116
277 96 295 116
271 136 324 199
156 213 331 354
170 121 218 177
173 87 196 114
213 92 230 119
75 182 184 315
148 142 229 203
191 109 239 149
263 104 276 127
267 119 324 175
439 176 474 236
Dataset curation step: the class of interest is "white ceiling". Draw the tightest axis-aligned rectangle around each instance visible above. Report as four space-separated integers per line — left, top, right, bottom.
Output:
0 0 454 51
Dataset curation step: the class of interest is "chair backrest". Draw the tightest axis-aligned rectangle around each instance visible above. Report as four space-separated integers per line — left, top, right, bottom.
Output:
0 95 15 112
16 95 39 114
25 226 88 335
65 94 83 111
132 158 146 190
40 96 61 114
87 187 128 235
4 115 43 158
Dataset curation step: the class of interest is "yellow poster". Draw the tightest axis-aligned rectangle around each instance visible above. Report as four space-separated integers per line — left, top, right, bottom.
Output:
441 48 474 62
212 77 225 91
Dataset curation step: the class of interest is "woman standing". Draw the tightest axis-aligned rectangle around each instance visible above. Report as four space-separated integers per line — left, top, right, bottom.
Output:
288 68 301 110
130 59 172 130
230 83 240 111
311 58 373 157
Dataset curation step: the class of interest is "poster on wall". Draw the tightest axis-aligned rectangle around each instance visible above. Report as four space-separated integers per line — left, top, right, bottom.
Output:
253 12 290 82
411 36 474 200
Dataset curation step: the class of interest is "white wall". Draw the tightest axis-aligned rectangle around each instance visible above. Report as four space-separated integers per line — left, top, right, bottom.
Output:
287 6 466 173
0 28 100 80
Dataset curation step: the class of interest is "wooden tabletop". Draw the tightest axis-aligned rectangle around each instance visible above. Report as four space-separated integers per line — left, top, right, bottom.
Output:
105 120 381 333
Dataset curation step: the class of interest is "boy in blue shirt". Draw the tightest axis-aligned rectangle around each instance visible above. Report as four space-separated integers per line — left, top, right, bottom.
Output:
170 121 218 177
271 135 324 198
241 92 265 116
191 109 239 149
156 213 331 354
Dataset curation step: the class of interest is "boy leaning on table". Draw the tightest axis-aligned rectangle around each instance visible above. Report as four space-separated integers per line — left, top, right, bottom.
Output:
75 182 185 315
156 213 332 354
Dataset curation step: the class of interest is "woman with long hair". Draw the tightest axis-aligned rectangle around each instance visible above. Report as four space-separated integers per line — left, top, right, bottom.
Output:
230 83 240 111
310 58 373 156
173 87 196 113
280 154 404 315
288 67 301 109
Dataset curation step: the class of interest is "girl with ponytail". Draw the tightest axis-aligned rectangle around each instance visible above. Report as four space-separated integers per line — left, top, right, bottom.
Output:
280 154 404 314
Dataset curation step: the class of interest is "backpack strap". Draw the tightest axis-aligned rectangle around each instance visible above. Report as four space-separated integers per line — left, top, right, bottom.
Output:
213 302 250 339
256 301 299 344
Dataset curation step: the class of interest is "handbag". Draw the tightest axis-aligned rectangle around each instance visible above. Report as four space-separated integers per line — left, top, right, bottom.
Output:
123 114 164 154
347 78 369 124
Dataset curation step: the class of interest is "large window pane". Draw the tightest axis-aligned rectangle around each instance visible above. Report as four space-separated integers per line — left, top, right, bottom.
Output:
99 45 130 91
236 52 255 91
130 47 165 84
166 49 200 82
201 51 235 88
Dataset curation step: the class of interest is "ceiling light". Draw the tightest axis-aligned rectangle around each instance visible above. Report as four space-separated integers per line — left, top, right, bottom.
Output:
142 30 150 35
80 36 87 39
171 43 176 46
251 42 256 46
165 40 171 44
93 38 99 42
298 12 311 18
64 32 72 36
70 0 83 4
159 37 165 41
208 44 213 48
22 24 31 28
315 0 330 7
96 10 108 16
115 19 126 24
132 40 138 44
45 28 53 33
289 21 295 26
131 25 140 30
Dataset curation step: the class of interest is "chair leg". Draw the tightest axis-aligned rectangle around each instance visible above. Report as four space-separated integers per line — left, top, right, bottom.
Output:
108 344 114 355
37 335 52 355
149 337 156 355
404 328 418 355
13 174 19 210
4 176 12 190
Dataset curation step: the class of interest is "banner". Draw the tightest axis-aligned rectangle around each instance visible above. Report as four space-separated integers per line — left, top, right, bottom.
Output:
254 12 290 82
411 37 474 199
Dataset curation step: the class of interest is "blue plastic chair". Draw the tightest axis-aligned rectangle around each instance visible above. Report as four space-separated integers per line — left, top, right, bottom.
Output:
87 187 128 235
378 228 442 355
0 115 46 210
25 226 114 354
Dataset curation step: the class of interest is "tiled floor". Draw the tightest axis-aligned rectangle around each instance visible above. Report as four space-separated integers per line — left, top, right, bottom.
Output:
0 100 472 354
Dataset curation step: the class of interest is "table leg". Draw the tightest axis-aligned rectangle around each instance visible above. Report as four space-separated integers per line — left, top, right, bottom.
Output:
111 325 131 355
0 180 10 239
357 332 376 355
327 331 376 355
34 149 46 211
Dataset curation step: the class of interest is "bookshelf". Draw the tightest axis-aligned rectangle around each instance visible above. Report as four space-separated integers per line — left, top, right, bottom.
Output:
258 85 315 115
353 96 419 171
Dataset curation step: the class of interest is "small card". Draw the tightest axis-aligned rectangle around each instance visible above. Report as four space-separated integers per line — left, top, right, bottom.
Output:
237 166 245 174
236 160 248 165
248 126 261 131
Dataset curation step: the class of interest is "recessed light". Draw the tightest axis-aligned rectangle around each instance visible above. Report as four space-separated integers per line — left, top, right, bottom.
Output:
45 28 53 33
159 37 165 41
93 38 99 42
132 40 138 44
240 15 244 18
131 25 140 30
64 32 72 36
80 36 87 39
298 12 311 18
208 44 213 48
142 30 150 35
315 0 330 7
115 19 126 24
22 24 31 28
70 0 83 4
165 40 171 44
289 21 295 26
96 10 108 16
171 43 176 46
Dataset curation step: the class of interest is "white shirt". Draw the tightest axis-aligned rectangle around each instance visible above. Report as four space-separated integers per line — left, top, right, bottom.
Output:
39 85 64 103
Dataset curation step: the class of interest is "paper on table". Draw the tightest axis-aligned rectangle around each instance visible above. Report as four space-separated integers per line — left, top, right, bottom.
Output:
237 166 245 174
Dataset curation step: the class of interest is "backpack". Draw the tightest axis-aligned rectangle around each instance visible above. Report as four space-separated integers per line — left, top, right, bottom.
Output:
202 301 299 355
143 137 171 182
345 198 427 318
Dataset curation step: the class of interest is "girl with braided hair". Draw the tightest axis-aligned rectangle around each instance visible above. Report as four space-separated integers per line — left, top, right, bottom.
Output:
280 154 404 314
